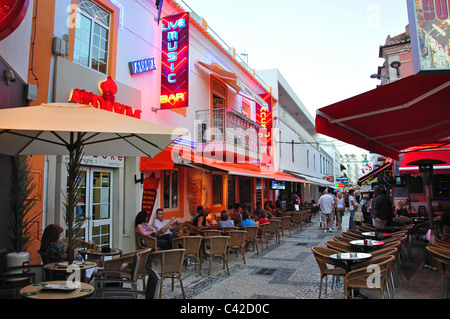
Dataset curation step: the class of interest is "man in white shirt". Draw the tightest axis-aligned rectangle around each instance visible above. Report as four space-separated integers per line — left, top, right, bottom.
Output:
348 189 357 229
318 189 335 233
152 208 180 247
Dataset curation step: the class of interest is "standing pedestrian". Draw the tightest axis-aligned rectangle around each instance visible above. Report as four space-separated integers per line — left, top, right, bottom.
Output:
318 189 335 233
372 186 391 229
348 189 357 229
335 192 345 230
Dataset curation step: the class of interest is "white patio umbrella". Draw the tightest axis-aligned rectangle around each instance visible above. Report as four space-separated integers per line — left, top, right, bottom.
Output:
0 103 187 262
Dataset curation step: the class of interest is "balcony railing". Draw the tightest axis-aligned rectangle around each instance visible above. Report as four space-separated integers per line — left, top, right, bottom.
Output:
196 108 261 154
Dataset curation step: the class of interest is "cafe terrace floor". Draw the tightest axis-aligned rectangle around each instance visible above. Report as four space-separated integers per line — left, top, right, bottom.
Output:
137 213 442 300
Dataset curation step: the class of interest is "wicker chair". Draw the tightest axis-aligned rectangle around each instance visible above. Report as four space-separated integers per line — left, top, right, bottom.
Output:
135 231 158 251
426 245 450 299
257 222 270 250
243 226 259 255
344 255 395 299
227 230 247 264
291 212 303 229
267 219 281 244
311 246 347 298
94 250 142 291
172 236 203 274
280 216 292 237
150 249 186 298
202 229 222 237
202 236 230 276
325 240 352 253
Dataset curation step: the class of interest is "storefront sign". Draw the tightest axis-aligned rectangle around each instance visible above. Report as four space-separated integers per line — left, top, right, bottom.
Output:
142 177 160 221
257 94 274 167
129 58 156 75
407 0 450 74
70 76 142 118
62 155 124 168
161 12 189 109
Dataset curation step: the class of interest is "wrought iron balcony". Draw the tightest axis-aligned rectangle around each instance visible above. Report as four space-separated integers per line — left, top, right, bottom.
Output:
195 107 261 154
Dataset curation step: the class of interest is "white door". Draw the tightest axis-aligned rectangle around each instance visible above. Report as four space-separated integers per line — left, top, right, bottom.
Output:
75 167 113 247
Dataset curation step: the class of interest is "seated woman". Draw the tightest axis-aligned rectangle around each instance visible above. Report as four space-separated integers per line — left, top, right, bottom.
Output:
241 211 258 227
395 200 408 216
219 210 234 228
257 210 269 235
40 224 84 262
40 224 94 279
192 209 210 231
135 211 170 250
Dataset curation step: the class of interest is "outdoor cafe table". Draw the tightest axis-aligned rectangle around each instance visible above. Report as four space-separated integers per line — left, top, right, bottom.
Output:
20 280 94 299
329 252 372 272
362 232 392 240
44 261 97 282
78 247 122 267
329 252 373 299
349 240 385 252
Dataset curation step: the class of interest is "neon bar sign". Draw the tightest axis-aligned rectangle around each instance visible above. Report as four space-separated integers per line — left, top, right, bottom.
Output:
129 58 156 75
257 93 274 167
161 12 189 109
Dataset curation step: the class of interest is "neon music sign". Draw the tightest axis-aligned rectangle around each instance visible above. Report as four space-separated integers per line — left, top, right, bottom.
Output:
160 12 189 109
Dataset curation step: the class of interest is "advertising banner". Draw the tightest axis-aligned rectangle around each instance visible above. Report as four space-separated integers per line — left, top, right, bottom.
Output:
161 12 189 109
407 0 450 74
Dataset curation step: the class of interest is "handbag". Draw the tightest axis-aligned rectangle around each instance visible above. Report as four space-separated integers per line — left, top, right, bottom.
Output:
354 206 364 222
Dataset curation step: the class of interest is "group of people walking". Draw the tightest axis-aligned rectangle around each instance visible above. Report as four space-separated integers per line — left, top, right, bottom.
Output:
317 185 393 232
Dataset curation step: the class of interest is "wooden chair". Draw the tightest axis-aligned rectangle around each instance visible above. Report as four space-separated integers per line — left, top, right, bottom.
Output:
257 222 270 250
227 230 247 264
344 255 395 299
202 236 230 276
341 232 362 240
243 226 259 255
172 236 203 275
280 216 292 237
150 249 186 299
311 247 347 298
267 219 281 244
426 245 450 299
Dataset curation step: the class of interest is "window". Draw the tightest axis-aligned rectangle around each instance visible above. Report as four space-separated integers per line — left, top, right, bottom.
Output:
212 175 223 205
409 175 424 194
163 169 179 209
74 0 110 74
212 79 226 108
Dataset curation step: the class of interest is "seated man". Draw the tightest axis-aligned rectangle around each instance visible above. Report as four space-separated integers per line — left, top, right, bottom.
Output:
152 208 180 249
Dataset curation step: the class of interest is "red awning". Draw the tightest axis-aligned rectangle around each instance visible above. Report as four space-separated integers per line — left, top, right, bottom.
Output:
315 74 450 160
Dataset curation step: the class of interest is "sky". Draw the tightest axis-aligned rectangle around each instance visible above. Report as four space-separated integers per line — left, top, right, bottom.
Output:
180 0 411 155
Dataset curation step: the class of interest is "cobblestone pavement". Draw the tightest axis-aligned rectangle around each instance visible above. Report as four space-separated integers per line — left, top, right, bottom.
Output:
144 212 442 300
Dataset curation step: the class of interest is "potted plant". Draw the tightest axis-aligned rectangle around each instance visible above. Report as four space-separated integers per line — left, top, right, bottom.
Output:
7 155 40 270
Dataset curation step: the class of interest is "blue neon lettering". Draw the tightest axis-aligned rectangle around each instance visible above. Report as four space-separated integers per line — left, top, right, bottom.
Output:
168 73 177 83
168 52 177 62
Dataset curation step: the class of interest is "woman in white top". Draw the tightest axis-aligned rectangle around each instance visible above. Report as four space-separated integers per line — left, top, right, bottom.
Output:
335 192 345 230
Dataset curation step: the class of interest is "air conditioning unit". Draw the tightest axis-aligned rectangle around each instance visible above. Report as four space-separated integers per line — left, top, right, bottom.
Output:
52 36 69 57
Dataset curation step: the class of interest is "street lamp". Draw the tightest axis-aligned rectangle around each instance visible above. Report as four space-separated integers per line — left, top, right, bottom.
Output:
370 60 402 81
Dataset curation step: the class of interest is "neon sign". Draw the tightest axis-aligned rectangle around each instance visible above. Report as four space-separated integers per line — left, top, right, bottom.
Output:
129 58 156 75
161 12 189 109
70 76 142 119
257 93 274 167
